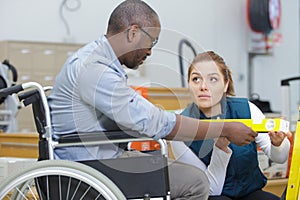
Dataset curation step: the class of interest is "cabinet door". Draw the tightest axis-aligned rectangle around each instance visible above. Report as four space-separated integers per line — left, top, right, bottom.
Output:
32 44 57 76
31 44 58 89
55 45 82 74
0 41 83 132
7 42 34 85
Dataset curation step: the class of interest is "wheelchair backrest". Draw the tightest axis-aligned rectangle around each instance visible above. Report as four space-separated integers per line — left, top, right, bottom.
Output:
18 88 50 160
18 89 47 137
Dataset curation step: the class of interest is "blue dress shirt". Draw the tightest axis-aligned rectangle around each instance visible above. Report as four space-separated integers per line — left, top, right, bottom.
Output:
48 35 176 161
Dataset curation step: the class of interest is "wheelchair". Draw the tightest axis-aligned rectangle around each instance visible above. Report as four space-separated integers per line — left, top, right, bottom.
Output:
0 82 171 200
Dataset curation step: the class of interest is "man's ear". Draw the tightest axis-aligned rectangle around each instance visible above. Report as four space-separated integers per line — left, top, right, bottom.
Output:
127 25 139 43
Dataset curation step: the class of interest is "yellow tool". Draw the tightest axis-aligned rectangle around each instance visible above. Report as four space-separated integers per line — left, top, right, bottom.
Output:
286 107 300 199
202 118 290 133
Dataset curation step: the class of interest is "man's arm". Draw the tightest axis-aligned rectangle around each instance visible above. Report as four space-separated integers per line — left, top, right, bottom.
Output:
165 114 257 146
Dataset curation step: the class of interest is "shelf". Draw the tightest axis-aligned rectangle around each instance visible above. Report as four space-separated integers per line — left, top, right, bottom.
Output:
263 178 288 197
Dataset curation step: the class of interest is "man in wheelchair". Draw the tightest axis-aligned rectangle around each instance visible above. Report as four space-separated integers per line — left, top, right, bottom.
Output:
47 0 257 199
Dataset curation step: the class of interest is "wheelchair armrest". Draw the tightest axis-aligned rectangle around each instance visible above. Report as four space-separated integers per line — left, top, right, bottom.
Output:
55 130 168 157
57 130 151 143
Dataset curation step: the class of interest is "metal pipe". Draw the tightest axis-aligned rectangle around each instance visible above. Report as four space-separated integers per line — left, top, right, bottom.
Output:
178 39 197 88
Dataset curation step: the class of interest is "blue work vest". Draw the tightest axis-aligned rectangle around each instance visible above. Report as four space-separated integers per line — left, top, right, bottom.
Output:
181 97 266 198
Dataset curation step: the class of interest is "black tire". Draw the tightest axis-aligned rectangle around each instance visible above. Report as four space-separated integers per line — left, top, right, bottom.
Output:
248 0 272 34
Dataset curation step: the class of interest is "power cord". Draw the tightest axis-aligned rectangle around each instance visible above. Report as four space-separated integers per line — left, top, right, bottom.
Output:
59 0 81 36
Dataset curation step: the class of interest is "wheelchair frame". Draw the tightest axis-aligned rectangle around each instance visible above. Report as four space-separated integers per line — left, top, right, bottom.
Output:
0 81 171 200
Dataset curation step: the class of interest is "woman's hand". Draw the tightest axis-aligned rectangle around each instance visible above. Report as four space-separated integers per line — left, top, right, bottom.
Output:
215 136 231 153
269 131 292 147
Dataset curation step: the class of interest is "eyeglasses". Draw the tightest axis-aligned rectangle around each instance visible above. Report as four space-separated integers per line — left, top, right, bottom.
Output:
139 27 158 48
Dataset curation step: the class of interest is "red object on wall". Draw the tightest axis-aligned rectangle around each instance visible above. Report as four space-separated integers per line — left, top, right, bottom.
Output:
246 0 281 34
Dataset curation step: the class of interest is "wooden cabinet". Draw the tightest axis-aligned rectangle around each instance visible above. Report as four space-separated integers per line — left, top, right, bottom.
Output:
136 87 192 110
0 41 83 132
263 178 287 197
0 133 39 158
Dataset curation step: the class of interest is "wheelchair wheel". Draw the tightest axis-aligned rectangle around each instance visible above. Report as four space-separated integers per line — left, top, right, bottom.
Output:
0 159 126 200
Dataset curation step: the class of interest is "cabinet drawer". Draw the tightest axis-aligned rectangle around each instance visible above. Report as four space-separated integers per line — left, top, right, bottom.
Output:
0 133 38 158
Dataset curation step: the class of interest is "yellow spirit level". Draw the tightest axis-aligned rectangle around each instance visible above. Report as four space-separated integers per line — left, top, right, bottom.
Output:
202 118 290 133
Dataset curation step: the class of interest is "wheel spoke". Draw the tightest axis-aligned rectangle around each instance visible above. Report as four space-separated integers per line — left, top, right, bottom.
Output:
0 160 126 200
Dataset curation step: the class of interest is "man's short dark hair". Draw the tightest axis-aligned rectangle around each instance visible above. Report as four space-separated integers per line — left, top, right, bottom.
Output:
107 0 159 34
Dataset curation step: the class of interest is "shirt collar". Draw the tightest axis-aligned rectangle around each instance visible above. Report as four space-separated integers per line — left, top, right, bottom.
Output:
100 35 128 79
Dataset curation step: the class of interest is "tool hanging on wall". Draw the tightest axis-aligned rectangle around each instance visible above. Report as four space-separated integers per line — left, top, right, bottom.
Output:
246 0 282 54
59 0 81 42
247 0 281 34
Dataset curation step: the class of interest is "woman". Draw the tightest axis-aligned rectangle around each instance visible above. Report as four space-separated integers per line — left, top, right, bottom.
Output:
171 51 291 200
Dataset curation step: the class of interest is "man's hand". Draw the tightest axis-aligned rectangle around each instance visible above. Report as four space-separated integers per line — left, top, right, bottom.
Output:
223 122 257 146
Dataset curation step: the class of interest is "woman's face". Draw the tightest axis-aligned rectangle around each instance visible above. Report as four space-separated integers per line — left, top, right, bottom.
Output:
188 60 228 117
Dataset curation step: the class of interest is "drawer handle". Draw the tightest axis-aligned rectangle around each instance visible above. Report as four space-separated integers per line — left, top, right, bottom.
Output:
1 142 38 147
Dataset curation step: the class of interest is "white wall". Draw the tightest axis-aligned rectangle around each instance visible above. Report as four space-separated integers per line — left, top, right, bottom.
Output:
0 0 299 116
250 1 299 118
